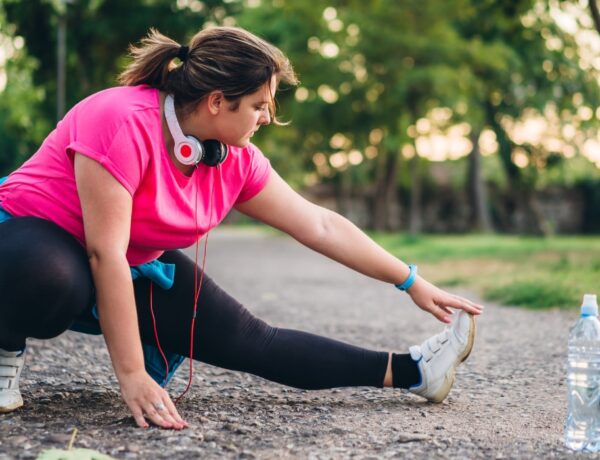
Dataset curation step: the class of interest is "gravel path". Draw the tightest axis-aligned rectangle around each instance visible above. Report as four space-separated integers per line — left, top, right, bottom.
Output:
0 228 586 459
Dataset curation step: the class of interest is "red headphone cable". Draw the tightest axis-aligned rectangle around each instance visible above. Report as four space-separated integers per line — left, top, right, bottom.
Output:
149 281 170 386
148 164 215 405
175 228 209 404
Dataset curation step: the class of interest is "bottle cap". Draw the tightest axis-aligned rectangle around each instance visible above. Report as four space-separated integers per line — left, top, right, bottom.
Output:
581 294 598 316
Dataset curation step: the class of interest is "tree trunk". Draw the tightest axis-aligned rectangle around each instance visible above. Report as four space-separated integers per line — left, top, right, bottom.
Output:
590 0 600 35
383 151 401 230
512 186 549 236
486 103 546 235
337 169 353 220
372 149 388 231
467 130 494 232
409 155 422 234
372 149 401 231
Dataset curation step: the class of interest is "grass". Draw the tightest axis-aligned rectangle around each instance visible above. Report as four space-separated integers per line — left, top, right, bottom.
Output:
370 233 600 310
224 223 599 310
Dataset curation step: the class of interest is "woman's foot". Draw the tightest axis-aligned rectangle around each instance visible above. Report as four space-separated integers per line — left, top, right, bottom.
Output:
0 348 25 413
408 311 475 403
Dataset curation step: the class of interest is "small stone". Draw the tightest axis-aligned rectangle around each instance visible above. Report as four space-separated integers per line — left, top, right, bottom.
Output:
223 443 239 453
46 433 72 444
126 444 141 453
203 431 219 442
397 433 430 443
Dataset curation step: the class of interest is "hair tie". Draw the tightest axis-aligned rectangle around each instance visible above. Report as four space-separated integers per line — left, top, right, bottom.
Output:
177 45 189 62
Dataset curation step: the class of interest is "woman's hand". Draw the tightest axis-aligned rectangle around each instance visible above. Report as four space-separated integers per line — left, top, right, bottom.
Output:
119 370 188 430
407 276 484 324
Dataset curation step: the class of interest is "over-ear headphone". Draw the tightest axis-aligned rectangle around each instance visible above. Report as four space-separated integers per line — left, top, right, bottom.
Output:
164 94 228 167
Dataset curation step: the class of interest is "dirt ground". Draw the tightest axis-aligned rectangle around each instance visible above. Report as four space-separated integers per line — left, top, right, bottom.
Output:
0 228 586 459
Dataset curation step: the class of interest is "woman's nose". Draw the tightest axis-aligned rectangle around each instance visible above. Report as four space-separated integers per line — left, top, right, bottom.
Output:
259 110 271 125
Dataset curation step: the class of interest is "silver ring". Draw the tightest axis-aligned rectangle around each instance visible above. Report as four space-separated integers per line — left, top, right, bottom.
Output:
154 402 166 411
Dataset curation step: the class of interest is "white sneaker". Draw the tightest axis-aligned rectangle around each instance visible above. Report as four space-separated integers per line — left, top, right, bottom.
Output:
408 311 475 403
0 348 25 413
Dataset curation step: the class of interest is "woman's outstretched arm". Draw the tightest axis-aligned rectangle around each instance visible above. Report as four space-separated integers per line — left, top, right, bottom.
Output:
235 170 483 323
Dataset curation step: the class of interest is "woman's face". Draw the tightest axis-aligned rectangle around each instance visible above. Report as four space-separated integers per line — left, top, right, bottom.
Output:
212 77 276 147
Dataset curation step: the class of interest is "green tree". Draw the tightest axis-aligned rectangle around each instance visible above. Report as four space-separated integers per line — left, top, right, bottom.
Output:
242 0 600 234
0 6 50 174
240 0 478 232
457 0 600 234
0 0 238 172
3 0 241 118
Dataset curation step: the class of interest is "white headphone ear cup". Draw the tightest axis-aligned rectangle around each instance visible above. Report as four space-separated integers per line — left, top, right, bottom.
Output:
187 135 204 164
174 136 203 166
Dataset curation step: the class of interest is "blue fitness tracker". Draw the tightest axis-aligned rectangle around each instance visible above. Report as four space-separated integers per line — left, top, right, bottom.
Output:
395 264 418 291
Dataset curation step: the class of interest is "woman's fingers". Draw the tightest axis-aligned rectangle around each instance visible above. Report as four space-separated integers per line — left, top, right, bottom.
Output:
429 298 483 323
438 310 452 324
119 371 188 430
164 394 188 427
146 396 187 429
429 297 483 324
131 407 150 429
440 305 453 315
142 403 173 429
425 304 453 324
156 398 186 429
441 294 483 315
409 277 484 323
142 400 185 429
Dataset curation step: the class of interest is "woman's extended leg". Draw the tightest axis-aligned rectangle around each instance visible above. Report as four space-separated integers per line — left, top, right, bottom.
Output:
133 250 421 390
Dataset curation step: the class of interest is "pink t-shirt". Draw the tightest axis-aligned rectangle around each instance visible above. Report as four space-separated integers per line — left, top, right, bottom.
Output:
0 85 271 265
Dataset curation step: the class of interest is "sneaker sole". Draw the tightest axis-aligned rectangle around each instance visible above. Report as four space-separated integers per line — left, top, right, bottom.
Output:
0 398 23 413
459 313 476 363
428 313 476 403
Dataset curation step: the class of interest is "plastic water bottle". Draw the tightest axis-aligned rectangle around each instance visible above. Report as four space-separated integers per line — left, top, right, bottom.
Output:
565 294 600 451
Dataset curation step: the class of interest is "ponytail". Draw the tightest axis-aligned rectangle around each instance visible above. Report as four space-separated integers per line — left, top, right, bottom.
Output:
119 26 298 121
118 28 180 88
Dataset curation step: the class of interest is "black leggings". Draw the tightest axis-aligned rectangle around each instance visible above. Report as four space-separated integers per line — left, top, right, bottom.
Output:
0 217 406 390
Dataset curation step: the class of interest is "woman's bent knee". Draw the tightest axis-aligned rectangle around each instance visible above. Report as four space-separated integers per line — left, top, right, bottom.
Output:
0 217 94 339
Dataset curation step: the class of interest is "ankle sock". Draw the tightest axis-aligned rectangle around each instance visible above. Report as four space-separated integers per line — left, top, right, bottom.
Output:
391 353 421 389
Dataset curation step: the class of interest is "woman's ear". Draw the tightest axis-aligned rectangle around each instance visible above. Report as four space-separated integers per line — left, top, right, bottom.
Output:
206 91 224 115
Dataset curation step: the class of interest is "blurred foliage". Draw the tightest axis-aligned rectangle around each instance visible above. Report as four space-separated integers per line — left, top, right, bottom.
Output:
0 7 50 172
2 0 242 126
460 1 600 179
240 0 479 186
0 0 242 174
1 0 599 231
238 0 600 232
37 448 116 460
372 231 600 309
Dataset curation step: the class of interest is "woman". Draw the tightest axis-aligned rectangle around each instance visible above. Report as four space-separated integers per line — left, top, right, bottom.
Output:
0 27 482 430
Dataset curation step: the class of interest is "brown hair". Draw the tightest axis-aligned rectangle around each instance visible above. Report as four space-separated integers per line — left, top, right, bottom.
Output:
118 27 298 123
